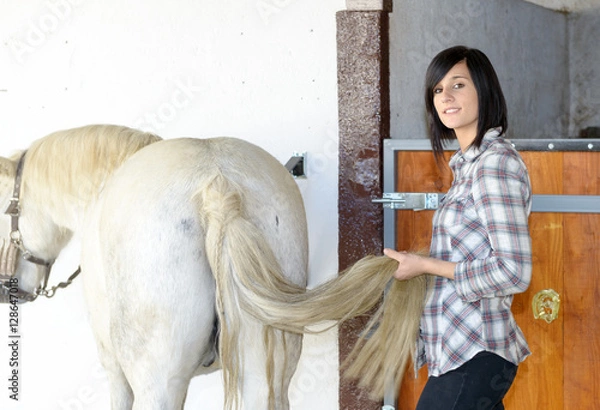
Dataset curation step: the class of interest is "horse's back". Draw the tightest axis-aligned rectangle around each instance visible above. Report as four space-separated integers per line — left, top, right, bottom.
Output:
87 136 308 302
114 137 308 283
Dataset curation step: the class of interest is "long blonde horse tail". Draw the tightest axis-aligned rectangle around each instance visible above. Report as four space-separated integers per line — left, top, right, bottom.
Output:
268 254 427 400
196 171 427 405
195 172 305 410
341 271 427 399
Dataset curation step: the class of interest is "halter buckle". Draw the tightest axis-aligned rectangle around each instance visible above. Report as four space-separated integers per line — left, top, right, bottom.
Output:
4 199 20 217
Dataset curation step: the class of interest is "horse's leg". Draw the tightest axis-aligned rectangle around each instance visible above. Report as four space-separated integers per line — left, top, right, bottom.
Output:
127 371 189 410
102 358 134 410
84 305 135 409
82 220 135 410
83 215 216 409
108 279 217 410
83 286 135 409
106 249 218 410
238 314 303 410
109 305 214 410
275 331 303 409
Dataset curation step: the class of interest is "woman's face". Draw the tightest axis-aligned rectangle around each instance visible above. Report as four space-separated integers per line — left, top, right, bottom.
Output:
433 60 479 147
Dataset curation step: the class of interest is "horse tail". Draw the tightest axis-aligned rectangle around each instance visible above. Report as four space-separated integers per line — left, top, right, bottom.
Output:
252 253 427 400
341 271 427 399
196 171 426 404
196 172 304 410
249 251 427 400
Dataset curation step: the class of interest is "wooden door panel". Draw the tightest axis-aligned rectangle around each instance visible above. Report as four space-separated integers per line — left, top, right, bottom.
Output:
522 151 563 194
503 212 564 409
562 152 600 409
397 367 427 410
563 213 600 409
393 149 598 409
503 152 565 409
395 151 453 193
564 152 599 195
394 151 450 409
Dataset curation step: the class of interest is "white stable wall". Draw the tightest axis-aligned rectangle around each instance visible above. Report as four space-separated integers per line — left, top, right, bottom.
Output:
0 0 344 409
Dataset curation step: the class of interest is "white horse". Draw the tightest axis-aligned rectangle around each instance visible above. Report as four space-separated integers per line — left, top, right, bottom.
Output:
0 124 309 410
0 124 427 410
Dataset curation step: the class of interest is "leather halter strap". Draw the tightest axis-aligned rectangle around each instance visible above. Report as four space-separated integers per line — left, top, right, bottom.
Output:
1 151 81 303
5 151 53 268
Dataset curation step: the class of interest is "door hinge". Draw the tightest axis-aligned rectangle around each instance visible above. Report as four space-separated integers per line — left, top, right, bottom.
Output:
372 192 443 210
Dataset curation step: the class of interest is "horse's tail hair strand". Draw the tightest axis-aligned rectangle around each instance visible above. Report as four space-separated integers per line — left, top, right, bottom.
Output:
196 171 427 404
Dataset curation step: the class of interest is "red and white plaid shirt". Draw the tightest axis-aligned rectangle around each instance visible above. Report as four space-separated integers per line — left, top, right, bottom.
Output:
417 128 533 377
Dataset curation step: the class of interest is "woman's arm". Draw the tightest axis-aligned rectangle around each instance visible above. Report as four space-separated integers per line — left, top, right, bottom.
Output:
383 248 456 280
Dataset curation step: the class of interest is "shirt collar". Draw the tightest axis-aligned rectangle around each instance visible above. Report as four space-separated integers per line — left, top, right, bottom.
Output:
450 128 503 166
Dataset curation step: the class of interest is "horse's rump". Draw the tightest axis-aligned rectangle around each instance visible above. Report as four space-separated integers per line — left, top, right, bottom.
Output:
84 136 309 410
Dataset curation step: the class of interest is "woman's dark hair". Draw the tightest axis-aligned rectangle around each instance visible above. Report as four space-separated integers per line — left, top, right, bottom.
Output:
425 46 507 160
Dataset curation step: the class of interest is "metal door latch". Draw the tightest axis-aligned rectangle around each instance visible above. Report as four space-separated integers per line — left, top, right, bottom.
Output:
372 193 443 210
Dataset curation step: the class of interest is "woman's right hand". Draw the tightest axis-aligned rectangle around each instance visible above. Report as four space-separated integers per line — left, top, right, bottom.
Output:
383 248 456 281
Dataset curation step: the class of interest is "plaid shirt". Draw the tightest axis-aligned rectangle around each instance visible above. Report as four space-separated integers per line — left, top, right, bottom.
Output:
417 128 533 377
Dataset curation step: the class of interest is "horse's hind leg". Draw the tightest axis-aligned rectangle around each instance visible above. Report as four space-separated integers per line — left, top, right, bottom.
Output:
81 258 134 409
115 329 195 410
110 280 217 410
128 371 189 410
240 316 303 410
104 366 186 410
275 332 303 409
111 316 211 410
104 361 134 410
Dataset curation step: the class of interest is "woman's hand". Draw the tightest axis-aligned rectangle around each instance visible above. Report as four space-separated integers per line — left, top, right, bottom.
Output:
383 248 457 281
383 249 428 280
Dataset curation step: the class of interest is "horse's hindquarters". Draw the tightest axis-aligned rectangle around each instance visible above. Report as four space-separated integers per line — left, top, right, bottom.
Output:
82 137 309 410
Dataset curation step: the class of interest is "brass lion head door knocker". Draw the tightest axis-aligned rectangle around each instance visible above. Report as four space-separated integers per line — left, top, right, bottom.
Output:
532 289 561 324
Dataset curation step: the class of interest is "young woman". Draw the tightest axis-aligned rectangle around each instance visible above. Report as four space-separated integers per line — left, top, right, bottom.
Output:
384 46 533 409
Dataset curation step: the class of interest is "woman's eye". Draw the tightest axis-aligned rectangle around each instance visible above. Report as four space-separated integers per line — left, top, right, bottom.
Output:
433 88 442 94
453 83 464 89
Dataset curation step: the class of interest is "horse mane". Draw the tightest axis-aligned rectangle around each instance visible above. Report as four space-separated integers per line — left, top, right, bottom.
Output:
20 124 161 212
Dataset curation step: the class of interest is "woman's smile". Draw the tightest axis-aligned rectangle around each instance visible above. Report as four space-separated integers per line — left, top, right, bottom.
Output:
433 60 479 150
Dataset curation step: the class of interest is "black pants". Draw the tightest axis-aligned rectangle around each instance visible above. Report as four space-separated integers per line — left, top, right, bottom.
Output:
415 351 518 410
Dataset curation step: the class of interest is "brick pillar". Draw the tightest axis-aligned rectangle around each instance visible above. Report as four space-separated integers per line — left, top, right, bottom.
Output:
336 1 390 408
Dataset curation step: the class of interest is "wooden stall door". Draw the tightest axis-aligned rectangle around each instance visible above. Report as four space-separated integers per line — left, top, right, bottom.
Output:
393 150 600 410
394 151 450 408
503 151 564 409
560 151 600 408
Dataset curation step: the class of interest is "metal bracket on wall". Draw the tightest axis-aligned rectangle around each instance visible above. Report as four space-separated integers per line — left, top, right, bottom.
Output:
284 152 306 179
